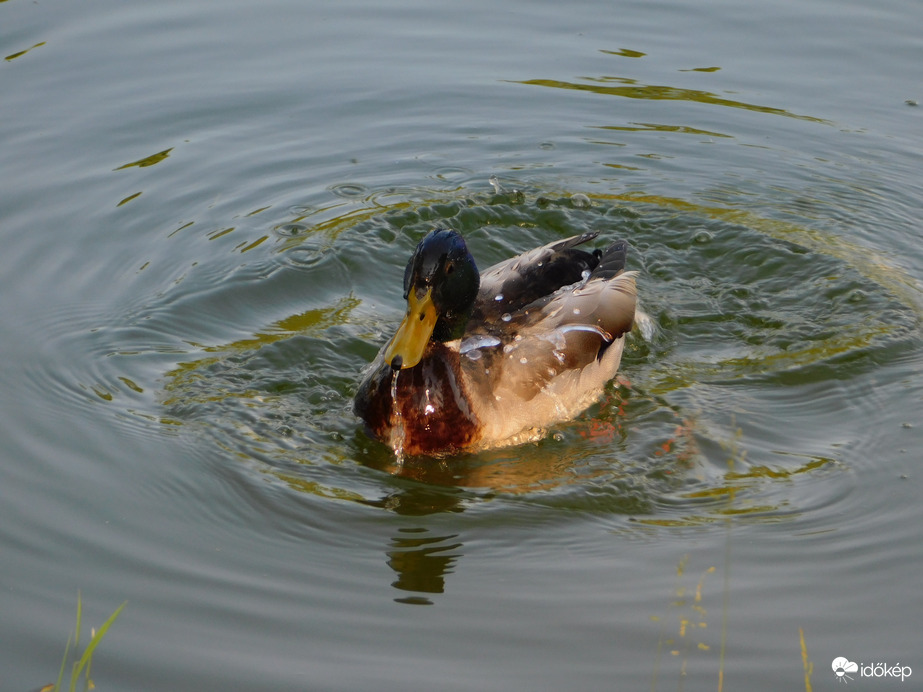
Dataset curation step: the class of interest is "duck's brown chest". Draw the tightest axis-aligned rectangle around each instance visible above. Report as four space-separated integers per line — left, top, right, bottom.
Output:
355 344 481 455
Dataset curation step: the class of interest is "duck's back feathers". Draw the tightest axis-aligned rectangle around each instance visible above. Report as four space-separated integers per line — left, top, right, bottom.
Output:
473 232 601 322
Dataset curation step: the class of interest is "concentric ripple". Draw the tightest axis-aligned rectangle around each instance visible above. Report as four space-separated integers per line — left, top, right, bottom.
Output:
146 182 919 525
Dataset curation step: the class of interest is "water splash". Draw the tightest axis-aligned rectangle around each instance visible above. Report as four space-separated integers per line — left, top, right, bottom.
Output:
634 308 656 342
459 334 502 354
389 368 406 464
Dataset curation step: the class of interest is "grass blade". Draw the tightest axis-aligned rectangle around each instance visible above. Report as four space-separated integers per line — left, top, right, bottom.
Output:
73 592 82 651
799 627 813 692
53 634 72 692
69 601 127 689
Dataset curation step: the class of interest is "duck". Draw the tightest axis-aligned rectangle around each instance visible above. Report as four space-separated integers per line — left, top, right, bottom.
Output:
354 228 637 456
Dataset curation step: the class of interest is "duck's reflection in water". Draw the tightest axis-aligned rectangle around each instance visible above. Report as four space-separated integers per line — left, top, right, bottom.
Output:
358 444 591 604
386 528 462 605
360 483 466 605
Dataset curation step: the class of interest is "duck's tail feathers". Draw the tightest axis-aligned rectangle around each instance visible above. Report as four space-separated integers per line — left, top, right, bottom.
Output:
591 239 629 281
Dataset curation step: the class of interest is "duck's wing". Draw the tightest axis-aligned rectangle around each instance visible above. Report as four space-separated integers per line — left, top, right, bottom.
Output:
462 238 636 400
497 270 636 400
472 232 602 322
460 261 636 449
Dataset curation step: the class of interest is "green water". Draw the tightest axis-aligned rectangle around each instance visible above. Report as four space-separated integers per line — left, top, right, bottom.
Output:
2 0 921 690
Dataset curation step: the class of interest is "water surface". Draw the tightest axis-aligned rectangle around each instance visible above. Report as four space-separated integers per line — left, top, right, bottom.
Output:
2 0 921 690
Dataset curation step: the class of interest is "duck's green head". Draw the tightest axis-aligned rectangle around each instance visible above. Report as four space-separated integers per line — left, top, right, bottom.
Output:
384 229 480 370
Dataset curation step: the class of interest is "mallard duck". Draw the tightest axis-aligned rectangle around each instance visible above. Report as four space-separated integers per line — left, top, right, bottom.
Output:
355 229 637 456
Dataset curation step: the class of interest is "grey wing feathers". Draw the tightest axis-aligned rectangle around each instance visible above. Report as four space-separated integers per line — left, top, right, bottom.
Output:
476 233 600 315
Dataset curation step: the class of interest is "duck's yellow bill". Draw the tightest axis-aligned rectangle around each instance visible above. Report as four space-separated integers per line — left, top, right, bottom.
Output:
384 287 438 370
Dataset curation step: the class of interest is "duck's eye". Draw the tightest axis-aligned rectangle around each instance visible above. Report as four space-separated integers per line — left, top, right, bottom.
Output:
445 261 455 275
